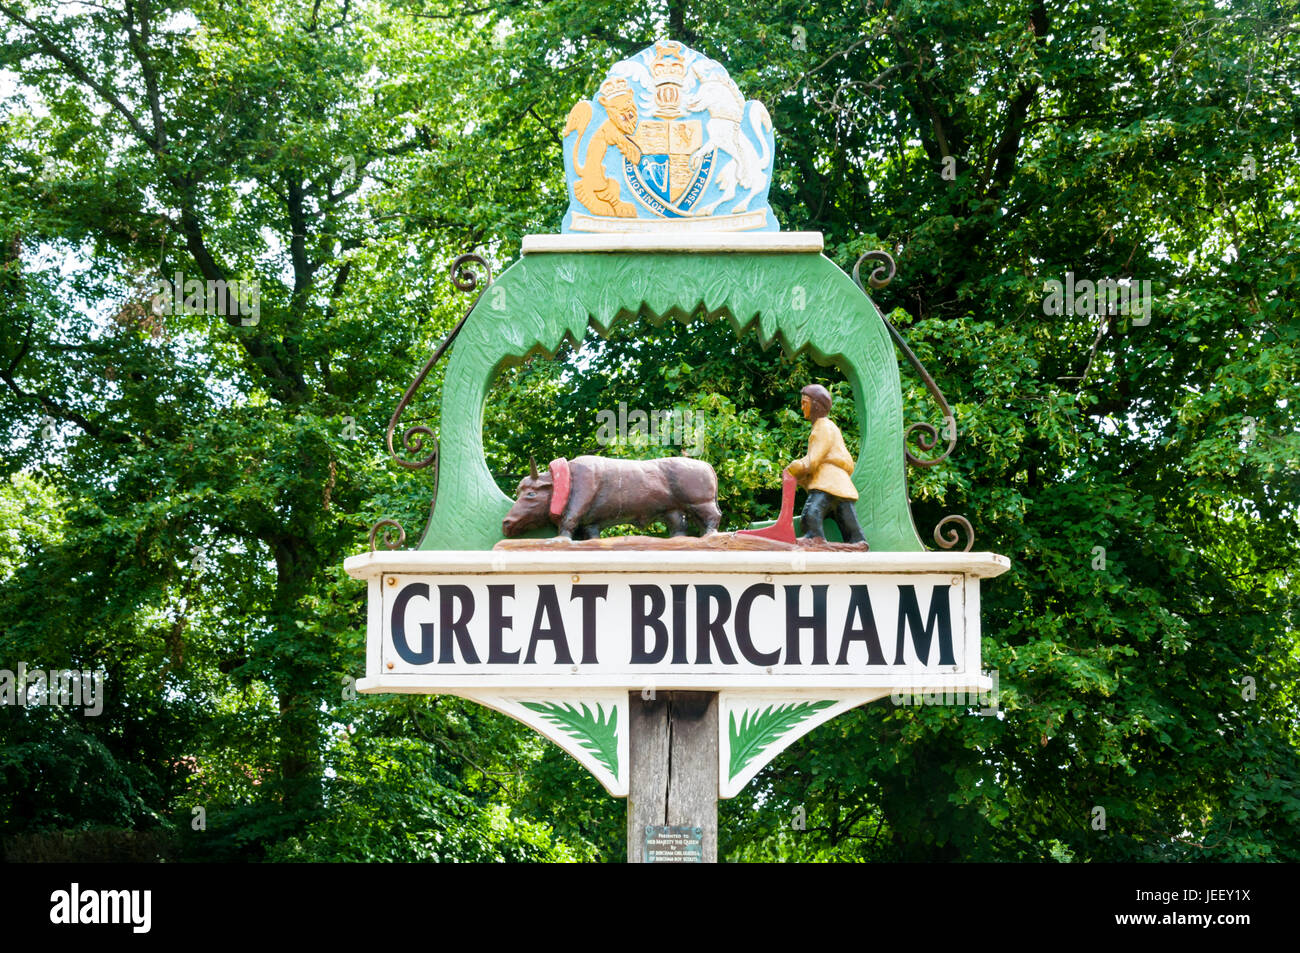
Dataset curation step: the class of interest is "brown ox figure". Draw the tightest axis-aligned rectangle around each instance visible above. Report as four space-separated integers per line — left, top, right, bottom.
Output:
503 455 721 540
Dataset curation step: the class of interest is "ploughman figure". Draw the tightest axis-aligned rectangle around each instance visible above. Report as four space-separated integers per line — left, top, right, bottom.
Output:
785 384 867 544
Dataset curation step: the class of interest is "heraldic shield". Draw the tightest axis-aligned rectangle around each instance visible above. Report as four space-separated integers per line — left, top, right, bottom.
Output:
626 118 712 216
561 40 778 233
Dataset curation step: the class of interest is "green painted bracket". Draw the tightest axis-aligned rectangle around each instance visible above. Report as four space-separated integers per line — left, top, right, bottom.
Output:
416 251 924 552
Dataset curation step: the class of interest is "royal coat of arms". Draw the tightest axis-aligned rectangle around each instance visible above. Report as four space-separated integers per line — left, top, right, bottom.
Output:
561 40 778 233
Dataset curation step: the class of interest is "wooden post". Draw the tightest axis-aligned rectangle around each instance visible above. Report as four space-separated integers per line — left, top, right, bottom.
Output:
627 690 718 863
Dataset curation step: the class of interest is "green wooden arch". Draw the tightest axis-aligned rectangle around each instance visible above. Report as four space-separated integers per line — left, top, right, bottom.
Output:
415 250 924 552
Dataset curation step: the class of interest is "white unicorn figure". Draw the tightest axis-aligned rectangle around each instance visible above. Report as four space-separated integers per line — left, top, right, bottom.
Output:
684 62 773 215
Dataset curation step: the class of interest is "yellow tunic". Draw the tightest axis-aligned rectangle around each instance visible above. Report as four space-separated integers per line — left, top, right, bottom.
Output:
788 417 858 500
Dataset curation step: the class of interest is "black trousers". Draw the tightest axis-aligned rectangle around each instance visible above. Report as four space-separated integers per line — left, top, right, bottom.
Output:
801 490 866 543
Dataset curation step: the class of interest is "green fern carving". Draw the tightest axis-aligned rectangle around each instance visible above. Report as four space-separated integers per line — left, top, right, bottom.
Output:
728 701 836 780
521 701 619 776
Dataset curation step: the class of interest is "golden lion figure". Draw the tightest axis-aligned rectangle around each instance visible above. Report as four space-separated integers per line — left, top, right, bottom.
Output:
564 79 642 218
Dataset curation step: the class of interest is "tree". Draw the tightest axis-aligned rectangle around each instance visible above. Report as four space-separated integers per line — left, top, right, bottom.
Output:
0 0 561 856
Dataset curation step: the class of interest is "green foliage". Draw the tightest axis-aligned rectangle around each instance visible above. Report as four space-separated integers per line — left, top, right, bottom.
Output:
484 310 854 531
263 732 577 863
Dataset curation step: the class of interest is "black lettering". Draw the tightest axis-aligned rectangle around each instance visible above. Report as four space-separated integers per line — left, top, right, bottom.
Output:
837 586 887 665
735 583 779 666
524 585 573 664
785 585 828 665
895 584 955 666
438 585 479 663
487 585 518 663
630 585 668 664
695 585 738 665
670 584 689 664
570 585 608 664
391 583 433 664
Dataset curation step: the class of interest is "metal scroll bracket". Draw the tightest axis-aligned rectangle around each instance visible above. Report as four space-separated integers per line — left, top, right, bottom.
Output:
368 253 492 550
851 250 973 552
851 250 957 468
385 253 493 472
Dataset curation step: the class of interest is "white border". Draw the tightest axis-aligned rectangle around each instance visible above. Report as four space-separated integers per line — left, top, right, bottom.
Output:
521 231 825 254
345 548 1011 579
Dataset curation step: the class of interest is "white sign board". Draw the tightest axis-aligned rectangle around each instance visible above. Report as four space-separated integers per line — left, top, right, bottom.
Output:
346 550 1009 796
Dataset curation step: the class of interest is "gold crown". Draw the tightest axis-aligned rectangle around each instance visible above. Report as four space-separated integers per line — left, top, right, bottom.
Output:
598 77 632 100
651 41 687 83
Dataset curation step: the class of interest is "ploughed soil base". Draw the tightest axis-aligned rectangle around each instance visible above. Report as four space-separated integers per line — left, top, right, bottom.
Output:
493 532 869 552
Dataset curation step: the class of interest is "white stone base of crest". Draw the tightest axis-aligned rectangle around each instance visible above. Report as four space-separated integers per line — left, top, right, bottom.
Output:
521 231 825 254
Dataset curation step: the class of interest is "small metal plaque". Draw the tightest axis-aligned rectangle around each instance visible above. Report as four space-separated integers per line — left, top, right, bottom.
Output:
644 825 704 863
